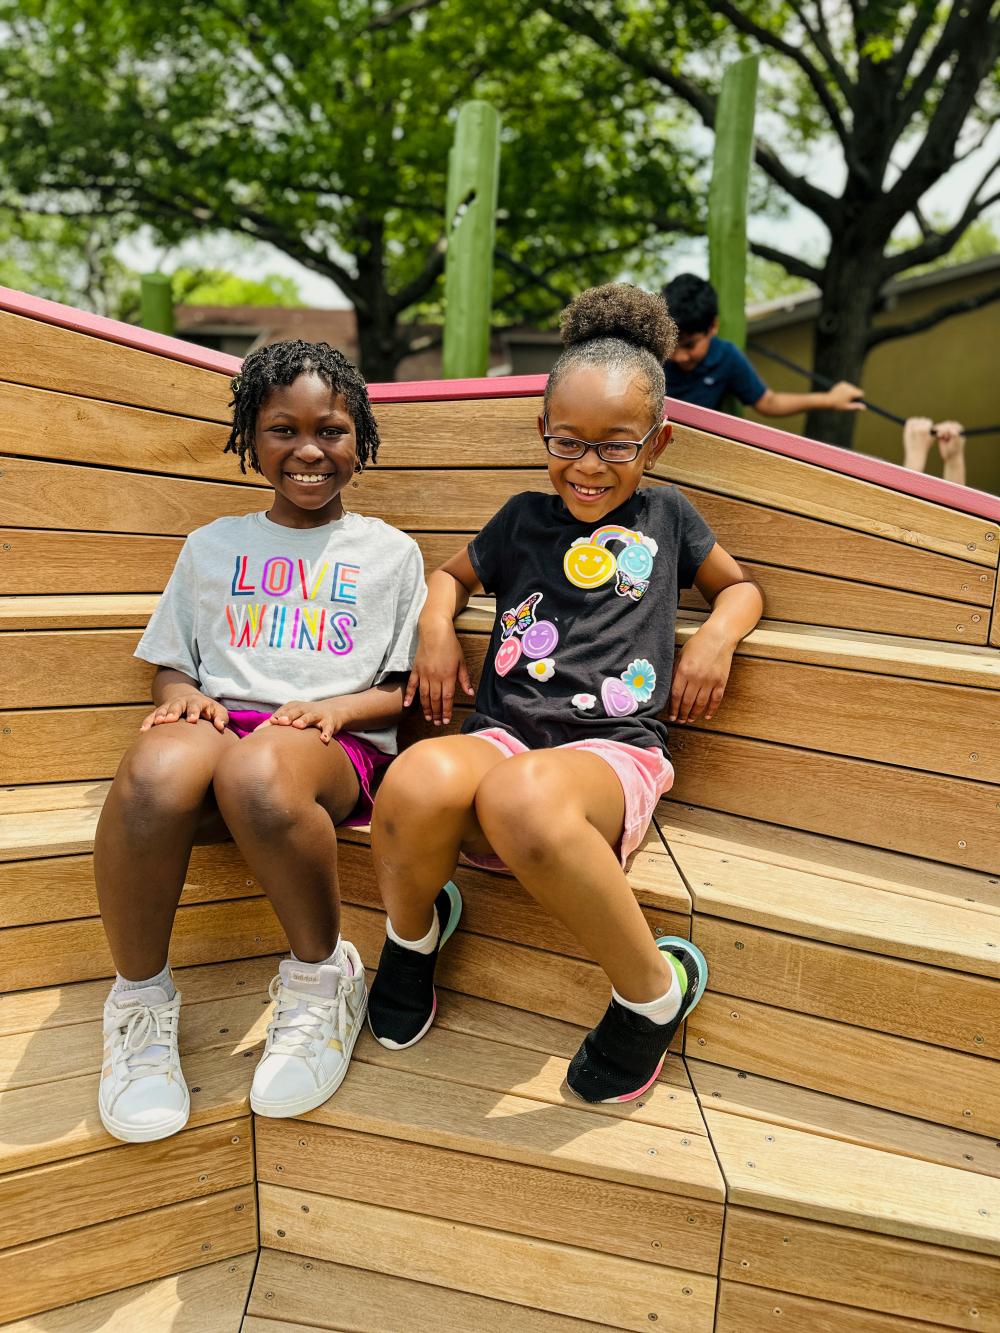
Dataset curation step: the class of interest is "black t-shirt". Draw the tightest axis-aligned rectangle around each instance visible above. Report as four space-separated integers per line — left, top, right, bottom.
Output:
464 486 716 755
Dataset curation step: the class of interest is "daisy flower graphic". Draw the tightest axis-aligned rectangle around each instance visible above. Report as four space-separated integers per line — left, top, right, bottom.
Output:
571 692 596 710
526 658 555 682
621 658 656 702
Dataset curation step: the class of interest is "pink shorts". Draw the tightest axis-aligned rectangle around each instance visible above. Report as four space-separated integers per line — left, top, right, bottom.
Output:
464 727 674 871
225 710 393 828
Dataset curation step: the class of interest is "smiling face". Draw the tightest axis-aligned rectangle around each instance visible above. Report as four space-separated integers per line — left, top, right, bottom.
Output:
254 373 358 528
669 319 718 372
540 365 670 524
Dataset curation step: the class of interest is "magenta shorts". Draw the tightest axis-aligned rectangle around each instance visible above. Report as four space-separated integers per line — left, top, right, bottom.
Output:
463 727 675 871
225 710 393 827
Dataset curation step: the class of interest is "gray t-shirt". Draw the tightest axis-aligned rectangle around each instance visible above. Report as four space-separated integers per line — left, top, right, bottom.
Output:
136 510 426 753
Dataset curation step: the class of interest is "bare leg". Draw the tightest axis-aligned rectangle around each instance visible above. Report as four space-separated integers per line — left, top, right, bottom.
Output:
94 721 237 979
475 750 669 1003
370 735 506 939
213 727 360 963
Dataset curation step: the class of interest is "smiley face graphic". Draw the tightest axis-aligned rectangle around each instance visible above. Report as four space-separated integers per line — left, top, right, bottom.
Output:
494 637 522 676
564 542 616 590
616 543 654 582
521 620 559 659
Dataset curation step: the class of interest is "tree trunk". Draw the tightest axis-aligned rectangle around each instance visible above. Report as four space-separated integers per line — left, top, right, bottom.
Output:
804 240 883 449
355 315 404 384
353 214 405 384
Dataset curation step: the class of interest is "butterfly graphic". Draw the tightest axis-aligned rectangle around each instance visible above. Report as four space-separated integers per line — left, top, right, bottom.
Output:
500 591 543 639
615 571 649 602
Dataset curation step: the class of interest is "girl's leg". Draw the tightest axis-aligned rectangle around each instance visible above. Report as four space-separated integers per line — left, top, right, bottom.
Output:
370 734 508 939
474 749 667 1002
94 720 237 979
211 726 360 961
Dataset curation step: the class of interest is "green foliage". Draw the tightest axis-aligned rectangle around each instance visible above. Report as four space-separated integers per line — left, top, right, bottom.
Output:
745 255 814 304
0 209 140 318
171 268 304 307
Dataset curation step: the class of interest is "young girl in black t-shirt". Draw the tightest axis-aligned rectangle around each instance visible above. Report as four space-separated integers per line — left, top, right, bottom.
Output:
367 284 763 1103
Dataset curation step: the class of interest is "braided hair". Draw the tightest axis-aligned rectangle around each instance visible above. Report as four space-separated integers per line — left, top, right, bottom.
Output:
545 284 677 424
224 340 381 475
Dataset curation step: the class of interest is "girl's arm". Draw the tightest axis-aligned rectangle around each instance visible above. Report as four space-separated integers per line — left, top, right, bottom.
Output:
264 679 406 744
140 667 229 732
670 545 763 724
407 546 483 726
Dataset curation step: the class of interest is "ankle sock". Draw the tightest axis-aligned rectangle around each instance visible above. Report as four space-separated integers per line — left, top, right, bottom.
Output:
613 956 682 1026
292 937 353 976
386 912 439 956
112 963 176 1001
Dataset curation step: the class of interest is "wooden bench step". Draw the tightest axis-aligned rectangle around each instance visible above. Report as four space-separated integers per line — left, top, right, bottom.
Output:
716 1282 950 1332
0 1253 256 1333
245 1250 602 1332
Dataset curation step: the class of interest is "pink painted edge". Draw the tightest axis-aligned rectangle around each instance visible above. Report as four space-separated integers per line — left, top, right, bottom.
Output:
2 285 998 524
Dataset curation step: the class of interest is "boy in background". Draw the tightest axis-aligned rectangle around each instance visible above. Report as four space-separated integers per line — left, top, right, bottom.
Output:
664 273 865 419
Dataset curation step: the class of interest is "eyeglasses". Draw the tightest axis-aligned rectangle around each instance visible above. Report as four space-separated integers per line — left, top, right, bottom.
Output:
542 416 662 464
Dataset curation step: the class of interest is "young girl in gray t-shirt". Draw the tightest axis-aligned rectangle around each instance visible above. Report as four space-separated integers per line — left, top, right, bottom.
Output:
95 340 425 1144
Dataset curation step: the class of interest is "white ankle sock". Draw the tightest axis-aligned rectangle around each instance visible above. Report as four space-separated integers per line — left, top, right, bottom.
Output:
613 956 683 1025
112 963 176 1001
386 912 439 955
291 938 352 976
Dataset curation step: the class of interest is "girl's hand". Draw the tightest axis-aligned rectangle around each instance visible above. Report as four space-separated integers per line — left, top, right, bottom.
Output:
405 622 474 726
140 693 229 732
261 699 345 744
670 625 735 724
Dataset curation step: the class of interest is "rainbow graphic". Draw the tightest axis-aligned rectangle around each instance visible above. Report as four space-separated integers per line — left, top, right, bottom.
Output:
590 525 642 548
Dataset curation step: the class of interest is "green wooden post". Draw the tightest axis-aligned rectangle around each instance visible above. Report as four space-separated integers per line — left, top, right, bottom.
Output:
140 272 175 335
442 101 501 379
707 55 759 350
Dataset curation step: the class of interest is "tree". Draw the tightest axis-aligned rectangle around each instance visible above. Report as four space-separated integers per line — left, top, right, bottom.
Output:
542 0 1000 447
0 0 701 380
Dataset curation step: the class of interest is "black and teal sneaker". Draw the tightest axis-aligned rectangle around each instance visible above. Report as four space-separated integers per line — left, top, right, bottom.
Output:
566 936 707 1104
367 881 463 1050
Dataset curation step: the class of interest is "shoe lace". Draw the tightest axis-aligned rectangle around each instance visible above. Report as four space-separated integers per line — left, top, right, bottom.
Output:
112 1001 179 1085
265 972 349 1071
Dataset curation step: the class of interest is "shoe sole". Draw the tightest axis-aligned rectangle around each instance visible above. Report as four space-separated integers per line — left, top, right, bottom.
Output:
99 1095 191 1143
370 880 462 1051
250 989 368 1118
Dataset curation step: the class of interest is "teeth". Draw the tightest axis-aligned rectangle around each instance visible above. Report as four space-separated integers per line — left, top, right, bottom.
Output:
573 485 607 495
289 474 327 484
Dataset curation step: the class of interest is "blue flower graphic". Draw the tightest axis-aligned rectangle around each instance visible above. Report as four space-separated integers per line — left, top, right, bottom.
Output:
621 658 656 702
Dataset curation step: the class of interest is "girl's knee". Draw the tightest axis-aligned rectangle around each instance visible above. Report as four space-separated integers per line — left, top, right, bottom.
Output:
113 732 208 816
213 740 296 832
378 739 480 818
475 755 565 857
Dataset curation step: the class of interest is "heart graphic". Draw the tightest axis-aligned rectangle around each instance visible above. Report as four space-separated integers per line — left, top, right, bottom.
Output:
494 637 522 677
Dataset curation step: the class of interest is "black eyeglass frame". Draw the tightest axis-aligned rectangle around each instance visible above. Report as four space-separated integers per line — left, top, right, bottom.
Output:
541 415 663 464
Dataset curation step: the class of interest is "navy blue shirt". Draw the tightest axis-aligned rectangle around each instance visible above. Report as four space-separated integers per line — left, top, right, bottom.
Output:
666 337 767 410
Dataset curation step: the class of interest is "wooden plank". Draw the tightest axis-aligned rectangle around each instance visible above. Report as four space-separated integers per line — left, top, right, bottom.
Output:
680 483 996 605
0 629 152 708
703 1107 1000 1254
0 955 277 1037
671 839 1000 977
666 732 1000 874
658 804 1000 917
0 779 108 817
689 993 1000 1135
0 1184 257 1324
0 802 107 860
307 1035 716 1190
0 1254 256 1333
0 457 266 536
258 1186 717 1333
723 1206 999 1329
656 425 1000 565
717 1282 956 1332
257 1118 723 1270
0 703 146 784
692 916 1000 1055
0 593 159 630
0 1116 252 1249
0 529 183 595
0 844 262 930
686 656 1000 782
682 559 990 644
1 986 271 1093
0 307 232 419
248 1250 604 1333
0 381 247 484
374 395 543 467
688 1061 1000 1180
679 611 1000 690
353 467 549 530
0 1042 260 1175
992 572 1000 649
0 896 286 991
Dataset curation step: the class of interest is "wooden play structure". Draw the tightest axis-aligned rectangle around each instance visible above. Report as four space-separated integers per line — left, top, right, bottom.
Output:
1 288 998 1331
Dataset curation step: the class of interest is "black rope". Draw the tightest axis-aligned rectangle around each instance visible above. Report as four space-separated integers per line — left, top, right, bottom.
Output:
748 340 1000 438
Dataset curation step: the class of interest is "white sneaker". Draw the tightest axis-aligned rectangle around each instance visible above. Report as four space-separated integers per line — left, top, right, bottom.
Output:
98 985 190 1143
250 942 367 1118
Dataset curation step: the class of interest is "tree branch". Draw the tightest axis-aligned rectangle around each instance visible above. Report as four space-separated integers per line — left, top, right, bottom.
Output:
866 283 1000 348
892 0 978 138
883 155 1000 276
795 0 854 104
391 240 446 315
708 0 850 149
748 241 823 285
